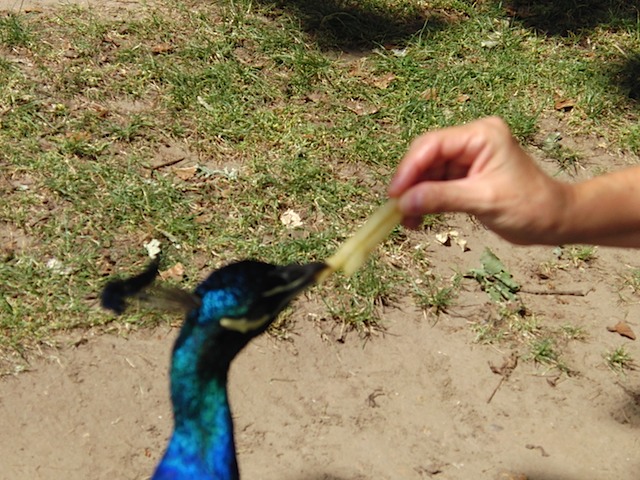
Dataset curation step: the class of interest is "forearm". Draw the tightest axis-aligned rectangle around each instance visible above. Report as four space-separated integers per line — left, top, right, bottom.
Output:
555 166 640 247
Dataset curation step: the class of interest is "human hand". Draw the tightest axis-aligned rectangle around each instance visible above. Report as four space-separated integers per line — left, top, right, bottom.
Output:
388 117 571 245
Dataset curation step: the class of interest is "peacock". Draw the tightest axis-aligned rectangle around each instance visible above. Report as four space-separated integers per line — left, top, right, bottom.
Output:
102 258 327 479
100 199 402 479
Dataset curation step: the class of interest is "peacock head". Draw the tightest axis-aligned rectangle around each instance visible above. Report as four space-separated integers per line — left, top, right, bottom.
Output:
102 258 327 377
191 260 326 338
175 261 326 379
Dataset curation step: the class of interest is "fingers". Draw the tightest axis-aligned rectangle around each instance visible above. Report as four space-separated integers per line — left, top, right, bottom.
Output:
397 178 489 219
388 130 467 197
388 117 509 197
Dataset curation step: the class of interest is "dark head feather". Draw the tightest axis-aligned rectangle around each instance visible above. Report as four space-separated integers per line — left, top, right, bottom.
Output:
101 258 199 315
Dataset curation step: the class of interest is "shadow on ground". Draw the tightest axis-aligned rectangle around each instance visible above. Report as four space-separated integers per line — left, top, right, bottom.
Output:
615 53 640 101
502 1 640 104
504 0 639 36
257 0 460 50
611 381 640 427
259 0 640 105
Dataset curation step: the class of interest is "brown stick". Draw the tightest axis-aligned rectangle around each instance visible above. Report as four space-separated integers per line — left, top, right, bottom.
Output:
487 376 506 404
519 287 593 297
487 354 518 404
148 157 186 171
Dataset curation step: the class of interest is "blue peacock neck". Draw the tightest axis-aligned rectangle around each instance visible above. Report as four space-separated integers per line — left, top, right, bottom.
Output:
152 317 241 480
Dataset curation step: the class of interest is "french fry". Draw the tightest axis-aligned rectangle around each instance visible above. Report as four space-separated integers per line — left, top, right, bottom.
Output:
318 199 402 282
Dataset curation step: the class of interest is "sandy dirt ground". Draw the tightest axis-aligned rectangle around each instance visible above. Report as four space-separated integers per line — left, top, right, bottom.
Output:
3 221 640 480
1 1 640 479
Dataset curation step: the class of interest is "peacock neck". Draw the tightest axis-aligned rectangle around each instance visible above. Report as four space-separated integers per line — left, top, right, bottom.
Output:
152 327 239 480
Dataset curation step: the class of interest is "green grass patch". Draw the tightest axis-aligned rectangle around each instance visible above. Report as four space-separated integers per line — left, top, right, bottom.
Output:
1 0 639 361
605 345 635 373
0 14 33 47
413 273 461 316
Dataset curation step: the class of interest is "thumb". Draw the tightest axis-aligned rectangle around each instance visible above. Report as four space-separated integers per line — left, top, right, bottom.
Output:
397 179 487 217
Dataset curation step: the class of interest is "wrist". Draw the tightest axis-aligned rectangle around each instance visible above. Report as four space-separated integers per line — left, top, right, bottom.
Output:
550 172 639 246
547 181 580 245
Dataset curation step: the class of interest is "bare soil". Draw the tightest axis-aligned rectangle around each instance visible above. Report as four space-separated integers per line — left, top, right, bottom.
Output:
2 1 640 480
4 195 640 480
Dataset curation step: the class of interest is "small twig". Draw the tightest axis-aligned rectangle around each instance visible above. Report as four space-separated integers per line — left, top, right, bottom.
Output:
156 228 181 246
519 287 593 297
487 354 518 404
148 156 186 171
525 444 550 457
487 376 506 404
367 388 385 408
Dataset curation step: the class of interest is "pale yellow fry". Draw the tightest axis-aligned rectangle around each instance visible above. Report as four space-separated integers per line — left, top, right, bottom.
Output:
320 199 402 281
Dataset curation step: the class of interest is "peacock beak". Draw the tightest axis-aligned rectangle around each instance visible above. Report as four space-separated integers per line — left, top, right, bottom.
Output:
269 261 329 293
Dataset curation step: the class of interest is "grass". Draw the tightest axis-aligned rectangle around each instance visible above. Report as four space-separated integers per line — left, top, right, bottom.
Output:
605 346 635 373
468 249 585 375
541 132 584 174
1 0 639 364
325 256 400 334
528 337 571 373
413 273 461 316
472 304 573 374
566 246 598 266
560 324 588 341
0 14 32 47
622 268 640 294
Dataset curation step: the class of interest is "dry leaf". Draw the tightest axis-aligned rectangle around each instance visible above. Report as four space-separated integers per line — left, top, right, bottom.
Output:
435 230 470 251
152 43 174 54
196 96 214 112
46 257 72 276
65 131 91 142
456 94 471 103
489 354 518 376
88 102 109 118
554 98 575 111
195 212 214 224
233 47 266 68
435 231 451 246
481 39 500 48
160 263 185 281
346 58 368 78
306 92 324 103
173 166 198 180
345 100 379 116
456 237 470 252
372 73 396 89
63 49 80 59
481 31 502 49
607 321 636 340
280 209 303 229
496 471 528 480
